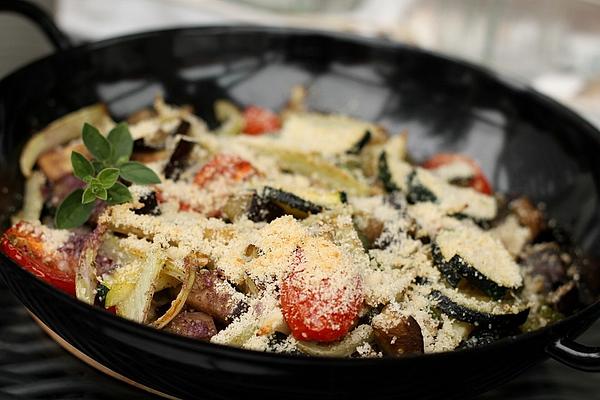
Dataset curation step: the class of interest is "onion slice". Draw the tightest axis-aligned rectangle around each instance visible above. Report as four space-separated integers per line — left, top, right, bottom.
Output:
76 224 108 305
11 171 46 224
151 261 196 329
20 103 113 177
295 325 374 357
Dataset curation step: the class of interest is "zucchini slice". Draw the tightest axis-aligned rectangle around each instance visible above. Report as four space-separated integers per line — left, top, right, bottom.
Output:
432 243 507 299
406 170 437 204
251 145 371 196
434 227 523 295
346 130 372 155
378 151 412 193
409 168 497 221
248 187 324 222
264 186 322 218
431 289 529 329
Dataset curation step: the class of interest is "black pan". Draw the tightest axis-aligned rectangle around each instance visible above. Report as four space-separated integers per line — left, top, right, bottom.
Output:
0 2 599 399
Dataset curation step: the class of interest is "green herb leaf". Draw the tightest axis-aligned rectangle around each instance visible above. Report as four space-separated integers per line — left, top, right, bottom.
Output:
91 185 108 201
92 160 104 174
55 189 95 229
97 168 120 189
107 182 133 204
107 123 133 164
82 186 96 204
120 161 161 184
82 123 112 162
71 151 94 180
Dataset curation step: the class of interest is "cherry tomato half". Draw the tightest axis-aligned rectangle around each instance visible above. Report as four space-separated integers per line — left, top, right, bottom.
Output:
193 153 258 188
242 106 281 135
422 153 493 195
280 247 363 343
1 225 76 295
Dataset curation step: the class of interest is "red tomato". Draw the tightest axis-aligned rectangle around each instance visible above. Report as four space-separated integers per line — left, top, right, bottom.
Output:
280 247 363 342
422 153 493 195
194 154 258 188
242 106 281 135
1 225 76 295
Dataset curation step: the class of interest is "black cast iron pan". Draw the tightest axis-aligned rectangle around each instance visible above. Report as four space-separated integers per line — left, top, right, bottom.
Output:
0 1 599 399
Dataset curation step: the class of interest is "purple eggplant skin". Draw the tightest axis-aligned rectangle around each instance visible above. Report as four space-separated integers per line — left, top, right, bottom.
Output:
186 269 248 323
164 311 217 340
373 314 424 356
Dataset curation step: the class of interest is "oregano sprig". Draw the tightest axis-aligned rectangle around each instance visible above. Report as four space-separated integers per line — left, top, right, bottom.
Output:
55 122 161 229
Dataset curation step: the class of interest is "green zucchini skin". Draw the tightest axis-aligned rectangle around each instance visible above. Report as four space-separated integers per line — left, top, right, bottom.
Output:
406 170 437 204
247 187 323 222
430 290 529 329
431 244 508 300
378 151 399 193
450 212 492 229
346 130 372 155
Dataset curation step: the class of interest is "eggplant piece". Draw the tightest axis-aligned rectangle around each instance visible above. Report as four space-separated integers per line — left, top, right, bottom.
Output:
186 269 248 323
353 212 384 250
522 243 568 292
510 197 544 239
431 289 529 329
164 311 217 340
575 256 600 306
432 243 508 299
373 311 424 356
163 134 195 181
346 130 372 155
134 191 161 216
550 281 582 315
247 192 286 223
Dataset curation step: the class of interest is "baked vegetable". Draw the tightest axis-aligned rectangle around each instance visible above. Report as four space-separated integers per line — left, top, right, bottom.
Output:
433 227 523 298
431 289 529 329
163 135 195 180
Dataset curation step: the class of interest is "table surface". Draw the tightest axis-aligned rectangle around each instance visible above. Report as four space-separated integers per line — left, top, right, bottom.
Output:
0 283 599 400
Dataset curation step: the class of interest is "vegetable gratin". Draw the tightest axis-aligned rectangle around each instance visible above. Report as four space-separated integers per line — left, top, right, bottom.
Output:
1 87 586 357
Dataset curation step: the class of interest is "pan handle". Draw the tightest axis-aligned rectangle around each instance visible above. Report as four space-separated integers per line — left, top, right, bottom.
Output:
547 337 600 372
0 0 72 51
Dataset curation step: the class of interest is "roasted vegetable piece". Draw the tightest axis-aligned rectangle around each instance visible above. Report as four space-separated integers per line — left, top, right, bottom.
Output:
523 243 568 292
510 197 544 239
1 225 76 295
262 186 323 219
193 153 257 188
280 244 363 342
164 311 217 340
346 130 372 155
296 325 374 357
151 260 196 329
186 269 248 323
431 289 529 330
372 308 424 356
20 103 112 178
163 135 195 180
134 191 161 216
422 153 492 195
433 227 523 299
406 170 437 204
242 106 281 135
353 212 384 250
